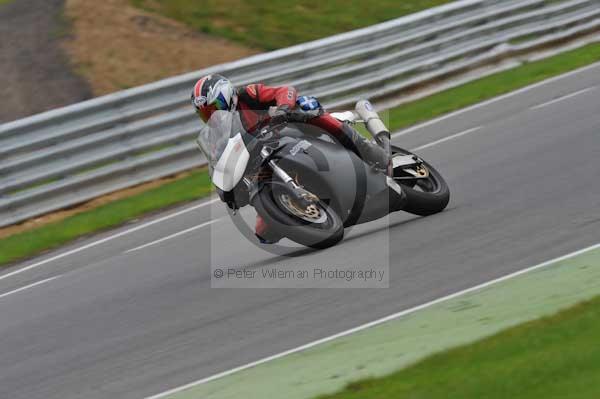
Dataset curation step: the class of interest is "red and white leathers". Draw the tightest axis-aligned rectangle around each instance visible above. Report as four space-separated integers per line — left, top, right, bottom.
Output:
235 83 372 243
236 83 348 140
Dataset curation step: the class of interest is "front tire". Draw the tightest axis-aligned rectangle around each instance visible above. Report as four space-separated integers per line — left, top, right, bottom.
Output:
252 182 344 249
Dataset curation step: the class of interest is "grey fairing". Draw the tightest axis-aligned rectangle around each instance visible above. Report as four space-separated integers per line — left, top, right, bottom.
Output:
272 136 396 226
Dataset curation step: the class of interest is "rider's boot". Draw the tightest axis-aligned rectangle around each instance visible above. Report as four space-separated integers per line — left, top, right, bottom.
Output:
338 123 391 173
255 215 283 244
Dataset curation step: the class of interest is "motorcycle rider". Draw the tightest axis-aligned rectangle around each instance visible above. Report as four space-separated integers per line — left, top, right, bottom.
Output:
191 74 389 243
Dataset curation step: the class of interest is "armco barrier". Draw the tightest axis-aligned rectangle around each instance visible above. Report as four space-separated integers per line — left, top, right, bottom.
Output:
0 0 598 227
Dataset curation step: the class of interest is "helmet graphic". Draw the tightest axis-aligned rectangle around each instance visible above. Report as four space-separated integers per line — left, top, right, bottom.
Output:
191 74 237 122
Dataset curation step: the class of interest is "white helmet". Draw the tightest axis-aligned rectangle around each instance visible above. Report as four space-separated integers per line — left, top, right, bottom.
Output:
191 74 237 122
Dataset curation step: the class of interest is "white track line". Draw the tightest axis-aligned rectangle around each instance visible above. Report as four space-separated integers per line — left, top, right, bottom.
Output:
0 276 60 300
530 87 596 110
393 61 600 137
125 220 219 253
0 198 219 282
411 126 482 151
146 241 600 399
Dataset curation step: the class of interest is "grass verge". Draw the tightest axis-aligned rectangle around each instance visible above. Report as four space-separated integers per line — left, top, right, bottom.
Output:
317 295 600 399
1 43 600 267
386 42 600 130
130 0 452 50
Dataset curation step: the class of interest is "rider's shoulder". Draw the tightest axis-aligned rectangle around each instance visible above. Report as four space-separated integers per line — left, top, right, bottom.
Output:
238 83 264 99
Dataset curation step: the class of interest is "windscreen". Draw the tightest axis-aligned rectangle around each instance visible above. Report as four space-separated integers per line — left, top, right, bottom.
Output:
196 110 247 171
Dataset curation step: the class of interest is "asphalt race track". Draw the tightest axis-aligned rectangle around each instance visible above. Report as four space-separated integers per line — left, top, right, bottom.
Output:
0 63 599 399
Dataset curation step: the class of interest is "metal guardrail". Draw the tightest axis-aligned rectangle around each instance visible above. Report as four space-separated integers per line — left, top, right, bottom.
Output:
0 0 598 227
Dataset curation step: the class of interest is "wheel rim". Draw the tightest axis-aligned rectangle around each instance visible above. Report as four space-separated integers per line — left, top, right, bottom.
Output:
392 152 442 194
278 194 328 224
412 169 440 193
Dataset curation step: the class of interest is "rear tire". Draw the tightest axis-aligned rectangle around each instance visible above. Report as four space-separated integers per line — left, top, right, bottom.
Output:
252 182 344 249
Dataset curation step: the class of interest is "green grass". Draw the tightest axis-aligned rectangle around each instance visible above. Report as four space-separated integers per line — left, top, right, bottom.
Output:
130 0 452 50
386 42 600 130
2 43 600 267
0 0 14 6
317 295 600 399
0 170 213 266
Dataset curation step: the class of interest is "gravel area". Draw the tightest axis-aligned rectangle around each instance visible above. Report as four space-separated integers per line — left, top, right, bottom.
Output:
0 0 92 123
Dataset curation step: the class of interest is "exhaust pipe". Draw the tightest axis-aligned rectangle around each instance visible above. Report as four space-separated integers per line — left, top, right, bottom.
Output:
355 100 391 154
355 100 389 139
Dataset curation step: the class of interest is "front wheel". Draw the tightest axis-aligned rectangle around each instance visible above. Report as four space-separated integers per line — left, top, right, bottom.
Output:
391 146 450 216
252 182 344 249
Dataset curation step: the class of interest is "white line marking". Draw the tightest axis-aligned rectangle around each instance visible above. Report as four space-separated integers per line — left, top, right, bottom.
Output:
410 126 482 151
0 198 219 282
392 61 600 137
530 87 595 110
0 276 60 300
125 220 219 253
145 242 600 399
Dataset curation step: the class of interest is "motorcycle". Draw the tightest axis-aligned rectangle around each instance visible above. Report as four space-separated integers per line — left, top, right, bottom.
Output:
196 100 450 249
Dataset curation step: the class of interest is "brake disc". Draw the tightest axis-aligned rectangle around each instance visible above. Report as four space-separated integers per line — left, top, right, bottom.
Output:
279 194 328 224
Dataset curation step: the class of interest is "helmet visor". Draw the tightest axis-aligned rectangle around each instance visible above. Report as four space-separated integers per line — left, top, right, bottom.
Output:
197 92 233 123
214 92 232 111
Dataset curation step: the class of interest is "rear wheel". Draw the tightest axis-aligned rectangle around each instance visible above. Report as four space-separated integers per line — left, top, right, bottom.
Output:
391 146 450 216
252 182 344 249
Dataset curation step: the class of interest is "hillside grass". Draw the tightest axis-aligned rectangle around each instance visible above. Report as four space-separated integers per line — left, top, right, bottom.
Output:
130 0 452 50
1 43 600 267
63 0 258 95
317 295 600 399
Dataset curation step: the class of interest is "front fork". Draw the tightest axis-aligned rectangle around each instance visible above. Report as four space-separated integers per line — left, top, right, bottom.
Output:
258 147 318 208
